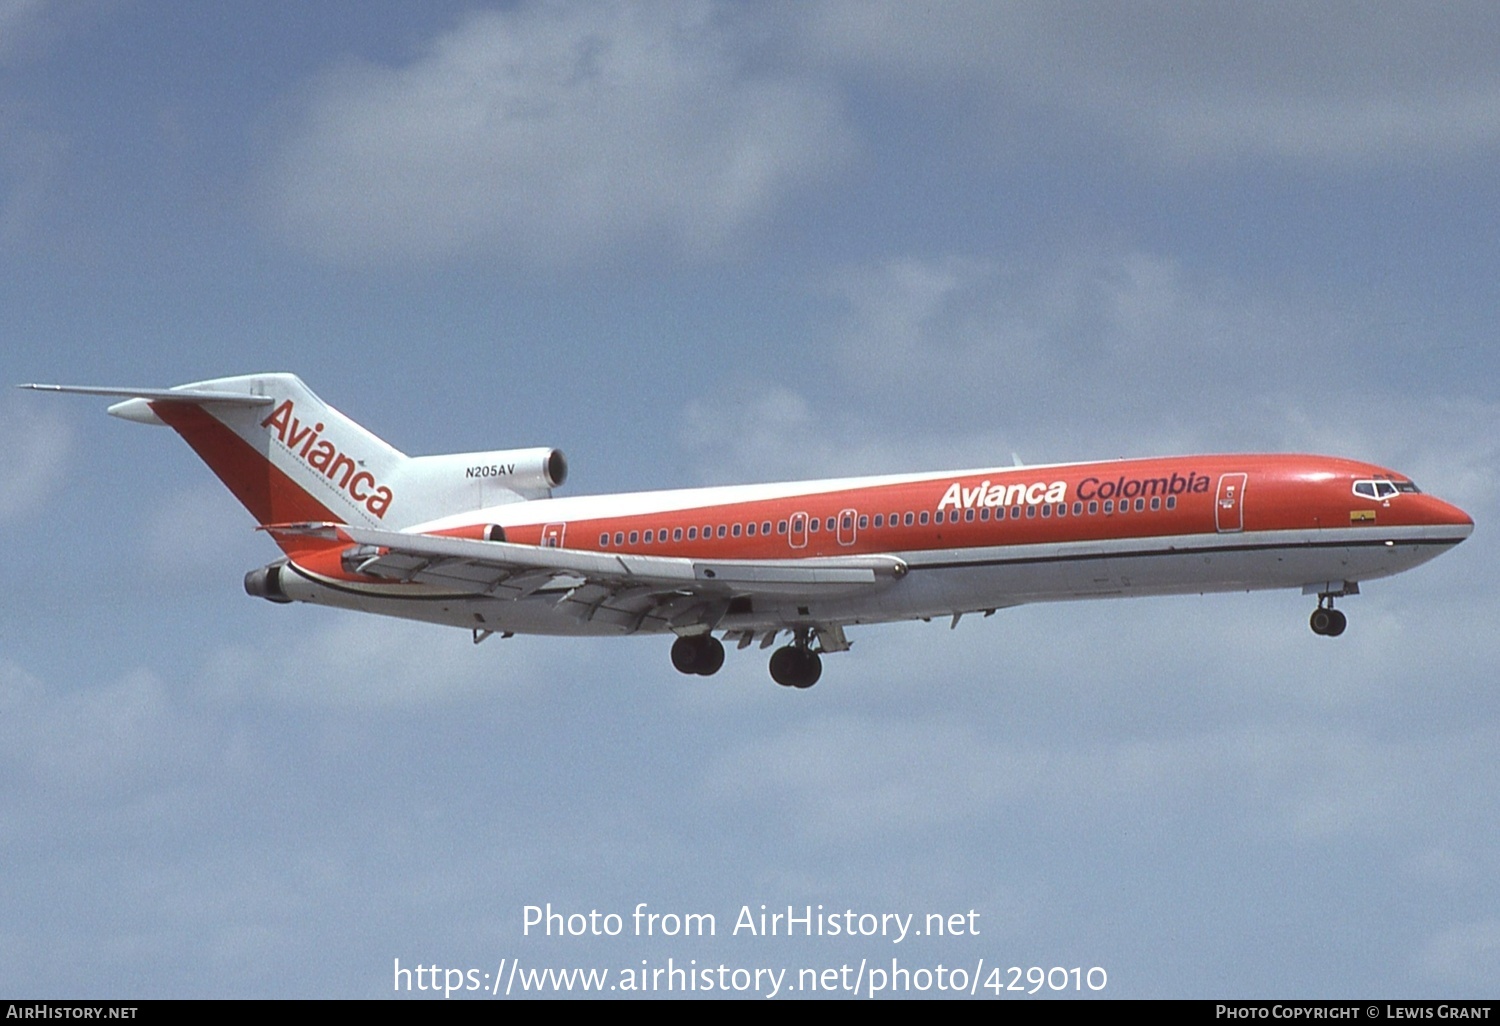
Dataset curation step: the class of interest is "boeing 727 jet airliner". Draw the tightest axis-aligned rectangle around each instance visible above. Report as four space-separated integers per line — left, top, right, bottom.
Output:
23 374 1472 688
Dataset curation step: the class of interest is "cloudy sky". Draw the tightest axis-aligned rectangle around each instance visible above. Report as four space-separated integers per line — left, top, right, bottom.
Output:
3 0 1497 999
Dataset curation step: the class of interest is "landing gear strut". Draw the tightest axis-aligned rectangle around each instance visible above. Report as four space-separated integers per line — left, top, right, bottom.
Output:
671 634 725 676
1309 596 1347 637
768 629 822 689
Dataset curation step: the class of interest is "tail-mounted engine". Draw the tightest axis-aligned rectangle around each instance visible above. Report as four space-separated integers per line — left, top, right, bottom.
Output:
404 447 568 506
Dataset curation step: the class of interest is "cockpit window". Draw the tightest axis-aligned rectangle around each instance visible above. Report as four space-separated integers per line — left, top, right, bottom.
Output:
1395 480 1420 493
1353 478 1410 500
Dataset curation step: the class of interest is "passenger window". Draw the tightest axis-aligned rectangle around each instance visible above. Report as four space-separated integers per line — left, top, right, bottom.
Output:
1072 501 1082 516
643 530 652 544
1151 497 1160 511
904 512 914 526
874 514 883 528
599 533 609 546
1135 498 1144 512
826 517 835 531
746 522 755 536
1088 501 1098 515
732 524 741 537
629 531 639 544
1166 496 1176 510
673 528 683 541
717 525 727 538
1026 505 1035 518
1103 501 1113 514
980 507 989 521
810 519 819 532
934 510 944 524
919 511 929 525
965 508 975 522
615 532 625 545
777 520 787 534
1041 504 1051 517
763 521 772 535
688 527 697 540
859 515 869 529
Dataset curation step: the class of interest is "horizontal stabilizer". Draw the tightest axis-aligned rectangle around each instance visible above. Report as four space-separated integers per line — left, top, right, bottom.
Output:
17 383 274 405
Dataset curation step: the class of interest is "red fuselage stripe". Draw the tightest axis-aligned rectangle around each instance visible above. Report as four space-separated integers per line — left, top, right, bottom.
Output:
491 455 1467 561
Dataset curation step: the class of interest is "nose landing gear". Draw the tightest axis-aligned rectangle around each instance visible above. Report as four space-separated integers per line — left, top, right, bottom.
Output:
1309 597 1347 637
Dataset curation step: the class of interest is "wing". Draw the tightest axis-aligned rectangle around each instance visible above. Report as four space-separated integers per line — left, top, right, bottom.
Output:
268 522 908 635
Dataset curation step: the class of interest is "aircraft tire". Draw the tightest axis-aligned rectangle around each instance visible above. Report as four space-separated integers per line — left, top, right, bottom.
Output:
673 635 726 676
769 646 821 688
793 651 822 689
769 646 800 687
696 636 726 676
672 636 704 674
1309 608 1332 636
1324 609 1347 637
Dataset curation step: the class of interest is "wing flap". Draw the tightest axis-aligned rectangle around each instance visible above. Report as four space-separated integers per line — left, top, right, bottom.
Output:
269 523 907 602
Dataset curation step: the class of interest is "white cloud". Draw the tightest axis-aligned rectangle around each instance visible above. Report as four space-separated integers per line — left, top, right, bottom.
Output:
803 1 1500 165
267 2 850 264
0 394 70 519
0 660 213 809
1419 919 1500 989
681 247 1500 492
202 614 598 710
0 0 50 64
139 484 272 581
704 708 1479 847
679 248 1424 478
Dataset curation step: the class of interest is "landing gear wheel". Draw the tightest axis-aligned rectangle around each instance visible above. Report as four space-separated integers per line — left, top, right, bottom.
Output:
769 646 822 688
768 646 798 687
671 635 725 676
1309 605 1348 637
696 636 725 675
792 651 822 689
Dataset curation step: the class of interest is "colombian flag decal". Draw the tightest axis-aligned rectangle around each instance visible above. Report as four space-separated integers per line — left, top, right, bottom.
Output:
1350 510 1377 523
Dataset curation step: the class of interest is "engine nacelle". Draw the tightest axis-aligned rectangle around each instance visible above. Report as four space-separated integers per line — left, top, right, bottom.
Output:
244 562 293 603
405 447 568 505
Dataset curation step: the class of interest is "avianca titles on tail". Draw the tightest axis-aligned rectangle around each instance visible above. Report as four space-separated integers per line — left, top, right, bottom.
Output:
20 374 1472 690
261 399 394 518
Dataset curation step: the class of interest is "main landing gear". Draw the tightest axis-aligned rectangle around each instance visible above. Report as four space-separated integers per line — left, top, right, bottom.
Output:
1309 597 1348 637
768 631 822 689
669 628 824 688
671 633 725 676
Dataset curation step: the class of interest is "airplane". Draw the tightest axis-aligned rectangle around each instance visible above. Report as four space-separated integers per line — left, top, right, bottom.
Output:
21 373 1473 688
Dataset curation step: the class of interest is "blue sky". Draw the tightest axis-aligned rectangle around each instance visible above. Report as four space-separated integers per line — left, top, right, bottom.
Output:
3 1 1498 998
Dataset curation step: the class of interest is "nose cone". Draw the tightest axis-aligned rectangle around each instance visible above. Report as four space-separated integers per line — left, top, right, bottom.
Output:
1427 495 1474 538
